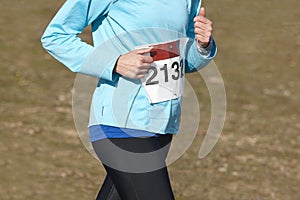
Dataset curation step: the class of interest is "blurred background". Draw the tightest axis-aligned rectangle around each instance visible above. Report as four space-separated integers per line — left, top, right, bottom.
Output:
0 0 299 199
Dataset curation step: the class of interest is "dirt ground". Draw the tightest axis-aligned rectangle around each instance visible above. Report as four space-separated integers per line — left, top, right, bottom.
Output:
0 0 299 199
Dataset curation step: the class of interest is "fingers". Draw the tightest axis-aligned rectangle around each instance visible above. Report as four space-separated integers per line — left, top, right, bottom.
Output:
194 26 211 43
134 47 154 63
135 68 149 76
194 26 212 36
194 21 213 31
134 58 152 78
134 55 153 68
127 65 150 79
193 17 213 27
140 62 152 69
140 54 153 63
193 7 213 45
194 7 213 28
135 47 153 55
194 23 212 44
115 49 154 79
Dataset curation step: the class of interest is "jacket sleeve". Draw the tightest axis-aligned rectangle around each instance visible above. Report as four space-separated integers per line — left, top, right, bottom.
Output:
185 0 217 73
41 0 118 81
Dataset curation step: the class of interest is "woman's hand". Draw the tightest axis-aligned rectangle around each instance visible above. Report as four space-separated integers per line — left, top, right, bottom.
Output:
194 7 213 47
115 47 153 79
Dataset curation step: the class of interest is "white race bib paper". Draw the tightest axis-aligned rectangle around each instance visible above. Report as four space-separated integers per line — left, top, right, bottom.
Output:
139 39 186 103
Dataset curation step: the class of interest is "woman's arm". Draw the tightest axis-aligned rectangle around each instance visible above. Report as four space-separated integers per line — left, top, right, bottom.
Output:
41 0 118 81
185 1 217 73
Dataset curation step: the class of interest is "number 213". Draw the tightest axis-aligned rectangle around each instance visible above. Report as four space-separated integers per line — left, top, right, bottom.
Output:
146 59 184 86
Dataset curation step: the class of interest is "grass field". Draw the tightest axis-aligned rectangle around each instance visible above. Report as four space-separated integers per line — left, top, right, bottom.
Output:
0 0 299 199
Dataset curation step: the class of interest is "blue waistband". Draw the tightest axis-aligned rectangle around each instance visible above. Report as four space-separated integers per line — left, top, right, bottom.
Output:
89 124 158 142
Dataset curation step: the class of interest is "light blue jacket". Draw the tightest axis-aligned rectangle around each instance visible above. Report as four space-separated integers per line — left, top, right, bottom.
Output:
41 0 217 135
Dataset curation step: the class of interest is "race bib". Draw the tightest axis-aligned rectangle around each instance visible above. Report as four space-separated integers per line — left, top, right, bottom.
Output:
139 39 186 103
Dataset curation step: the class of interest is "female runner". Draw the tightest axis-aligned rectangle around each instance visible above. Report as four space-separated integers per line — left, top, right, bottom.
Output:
41 0 216 199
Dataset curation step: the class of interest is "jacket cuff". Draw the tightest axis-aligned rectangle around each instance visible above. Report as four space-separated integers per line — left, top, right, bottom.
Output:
194 36 217 58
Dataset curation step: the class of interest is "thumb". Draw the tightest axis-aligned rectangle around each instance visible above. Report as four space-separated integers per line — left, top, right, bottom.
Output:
199 7 206 17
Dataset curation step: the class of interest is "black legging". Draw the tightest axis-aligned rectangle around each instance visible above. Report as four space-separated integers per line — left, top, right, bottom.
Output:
92 134 175 200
